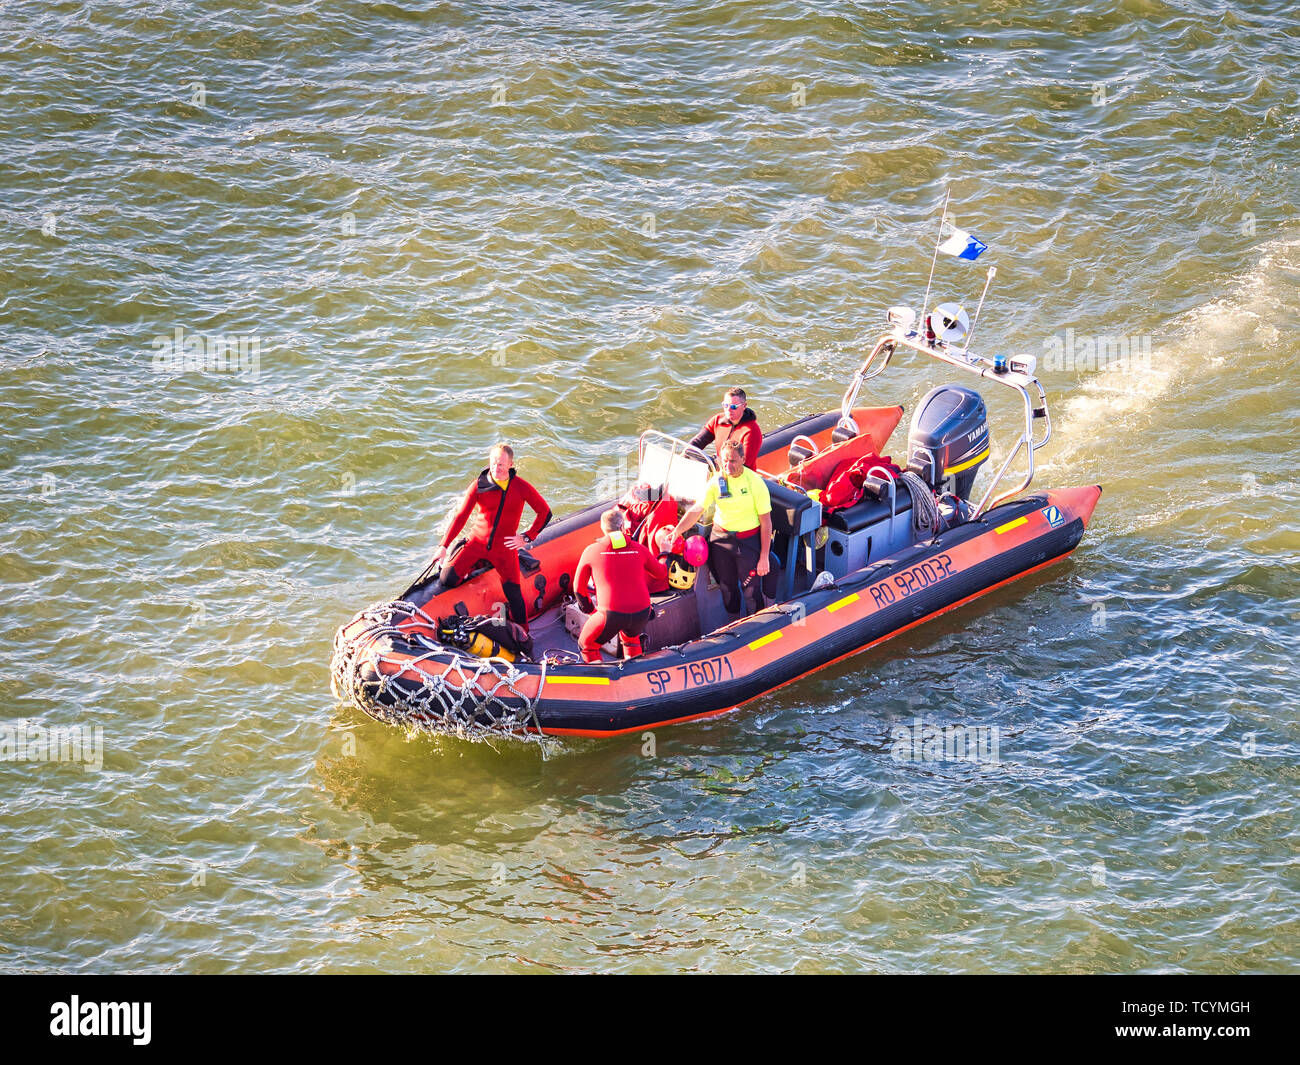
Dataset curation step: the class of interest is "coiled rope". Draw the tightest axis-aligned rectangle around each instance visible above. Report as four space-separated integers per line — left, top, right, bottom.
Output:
900 471 942 536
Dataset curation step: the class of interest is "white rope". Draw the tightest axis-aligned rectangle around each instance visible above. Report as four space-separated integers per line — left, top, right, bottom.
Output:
331 600 550 743
900 471 942 537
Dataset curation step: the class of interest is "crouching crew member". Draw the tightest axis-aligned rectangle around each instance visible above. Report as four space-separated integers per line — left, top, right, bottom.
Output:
430 443 551 629
573 509 668 663
690 386 763 470
671 440 772 617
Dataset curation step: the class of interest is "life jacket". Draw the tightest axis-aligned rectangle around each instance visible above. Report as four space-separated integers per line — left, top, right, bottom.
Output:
822 455 902 514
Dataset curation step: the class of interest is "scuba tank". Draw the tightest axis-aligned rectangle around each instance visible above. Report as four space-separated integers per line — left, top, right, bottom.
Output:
466 631 515 662
437 614 527 661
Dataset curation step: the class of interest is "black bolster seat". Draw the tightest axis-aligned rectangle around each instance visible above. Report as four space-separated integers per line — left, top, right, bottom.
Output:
827 479 914 533
763 478 822 601
765 478 819 538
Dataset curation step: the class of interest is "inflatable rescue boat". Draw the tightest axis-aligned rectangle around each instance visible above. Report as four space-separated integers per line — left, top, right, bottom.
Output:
332 301 1101 739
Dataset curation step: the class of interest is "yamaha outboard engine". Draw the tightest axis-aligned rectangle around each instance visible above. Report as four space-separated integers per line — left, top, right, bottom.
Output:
907 385 990 500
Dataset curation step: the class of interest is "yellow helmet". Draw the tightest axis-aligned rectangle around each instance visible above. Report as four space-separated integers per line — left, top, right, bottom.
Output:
667 556 696 591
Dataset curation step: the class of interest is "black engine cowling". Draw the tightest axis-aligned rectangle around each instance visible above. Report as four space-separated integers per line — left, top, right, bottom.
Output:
907 385 990 500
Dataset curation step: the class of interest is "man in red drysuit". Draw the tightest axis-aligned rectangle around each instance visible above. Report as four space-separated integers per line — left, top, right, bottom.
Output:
430 443 551 628
573 508 668 663
690 385 763 470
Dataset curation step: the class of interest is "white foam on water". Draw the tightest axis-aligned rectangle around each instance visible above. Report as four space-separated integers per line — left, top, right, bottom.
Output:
1042 234 1300 478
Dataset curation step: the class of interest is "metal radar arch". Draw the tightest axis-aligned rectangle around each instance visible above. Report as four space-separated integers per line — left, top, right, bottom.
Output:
838 292 1052 518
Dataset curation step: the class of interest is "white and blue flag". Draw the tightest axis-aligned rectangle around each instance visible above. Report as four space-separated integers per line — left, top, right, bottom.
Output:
938 227 987 260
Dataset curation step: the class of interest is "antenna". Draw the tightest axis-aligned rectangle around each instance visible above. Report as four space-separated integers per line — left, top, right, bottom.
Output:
966 265 997 351
918 187 951 331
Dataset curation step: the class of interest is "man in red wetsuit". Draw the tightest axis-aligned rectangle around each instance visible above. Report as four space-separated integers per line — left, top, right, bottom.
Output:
573 509 668 663
430 443 551 628
690 386 762 470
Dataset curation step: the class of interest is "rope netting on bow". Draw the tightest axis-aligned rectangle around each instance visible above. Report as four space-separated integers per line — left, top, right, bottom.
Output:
331 600 550 743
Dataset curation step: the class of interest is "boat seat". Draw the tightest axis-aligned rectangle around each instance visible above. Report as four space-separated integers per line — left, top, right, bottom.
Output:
764 479 820 600
823 480 916 577
827 480 914 532
644 588 701 652
765 478 823 539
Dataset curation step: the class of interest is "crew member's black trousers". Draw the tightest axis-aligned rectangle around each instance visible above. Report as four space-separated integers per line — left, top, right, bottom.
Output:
708 529 764 616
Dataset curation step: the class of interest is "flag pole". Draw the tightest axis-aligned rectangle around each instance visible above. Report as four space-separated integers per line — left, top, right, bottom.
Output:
965 265 997 351
919 187 951 337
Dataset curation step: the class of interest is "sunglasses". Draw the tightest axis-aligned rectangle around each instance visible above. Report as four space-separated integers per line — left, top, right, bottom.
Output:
722 402 741 410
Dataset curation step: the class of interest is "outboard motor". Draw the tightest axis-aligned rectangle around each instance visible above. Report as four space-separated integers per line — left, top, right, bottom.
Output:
907 385 990 500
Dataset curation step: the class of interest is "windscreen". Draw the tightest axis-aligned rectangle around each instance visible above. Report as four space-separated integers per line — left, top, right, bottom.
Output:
639 435 713 504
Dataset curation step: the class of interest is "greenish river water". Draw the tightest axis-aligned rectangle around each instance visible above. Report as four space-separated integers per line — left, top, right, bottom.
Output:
1 0 1297 972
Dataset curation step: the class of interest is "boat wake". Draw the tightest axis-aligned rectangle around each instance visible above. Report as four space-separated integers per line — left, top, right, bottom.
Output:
1042 233 1300 481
